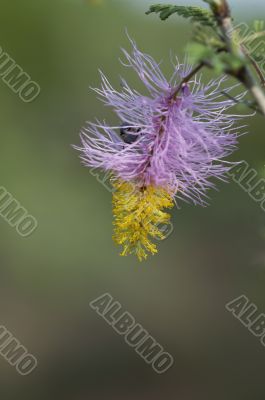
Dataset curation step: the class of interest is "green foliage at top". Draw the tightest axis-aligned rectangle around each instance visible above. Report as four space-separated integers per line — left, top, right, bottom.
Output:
146 3 245 76
202 0 223 13
187 41 245 74
146 4 215 27
253 20 264 32
192 23 224 49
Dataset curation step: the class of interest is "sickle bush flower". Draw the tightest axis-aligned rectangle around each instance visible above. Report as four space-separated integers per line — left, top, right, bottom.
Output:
76 38 247 260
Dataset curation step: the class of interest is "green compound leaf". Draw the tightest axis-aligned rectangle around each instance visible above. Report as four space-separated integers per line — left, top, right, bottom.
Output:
192 23 224 49
187 42 216 64
146 4 215 27
187 42 246 74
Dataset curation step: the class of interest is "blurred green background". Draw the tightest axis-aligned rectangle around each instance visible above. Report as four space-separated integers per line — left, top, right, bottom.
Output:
0 0 265 398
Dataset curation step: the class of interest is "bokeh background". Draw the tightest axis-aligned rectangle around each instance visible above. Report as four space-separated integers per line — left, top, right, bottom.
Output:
0 0 265 398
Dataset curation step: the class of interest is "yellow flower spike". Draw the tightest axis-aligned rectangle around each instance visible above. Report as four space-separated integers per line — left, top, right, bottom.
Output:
112 179 174 261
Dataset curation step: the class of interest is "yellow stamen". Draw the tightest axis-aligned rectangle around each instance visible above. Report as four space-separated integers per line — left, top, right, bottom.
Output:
112 180 174 261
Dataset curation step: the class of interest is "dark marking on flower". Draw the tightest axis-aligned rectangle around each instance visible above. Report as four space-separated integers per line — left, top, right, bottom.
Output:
120 123 141 144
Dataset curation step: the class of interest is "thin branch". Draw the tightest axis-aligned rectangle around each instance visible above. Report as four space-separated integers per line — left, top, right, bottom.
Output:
238 67 265 116
213 0 265 116
241 46 265 87
170 62 204 99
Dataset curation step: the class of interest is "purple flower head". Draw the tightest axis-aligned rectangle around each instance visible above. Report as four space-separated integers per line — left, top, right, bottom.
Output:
76 37 247 205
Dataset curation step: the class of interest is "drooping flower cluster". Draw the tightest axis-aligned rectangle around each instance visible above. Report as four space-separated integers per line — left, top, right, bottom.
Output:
76 38 246 261
112 180 174 261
